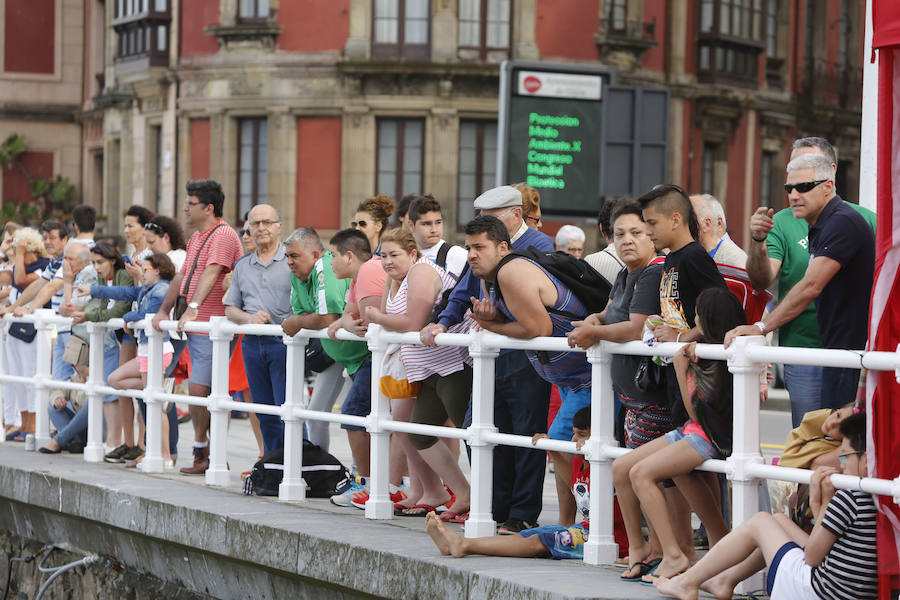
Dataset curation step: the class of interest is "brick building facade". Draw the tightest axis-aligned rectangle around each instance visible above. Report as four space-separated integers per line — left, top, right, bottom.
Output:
0 0 865 248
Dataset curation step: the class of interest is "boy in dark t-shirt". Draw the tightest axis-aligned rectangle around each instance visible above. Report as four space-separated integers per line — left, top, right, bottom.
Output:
638 185 726 424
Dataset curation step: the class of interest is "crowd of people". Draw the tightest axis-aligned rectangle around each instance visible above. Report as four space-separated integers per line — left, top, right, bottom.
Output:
0 134 879 599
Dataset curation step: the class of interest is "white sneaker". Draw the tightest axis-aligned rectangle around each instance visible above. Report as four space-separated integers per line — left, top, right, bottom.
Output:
330 476 368 507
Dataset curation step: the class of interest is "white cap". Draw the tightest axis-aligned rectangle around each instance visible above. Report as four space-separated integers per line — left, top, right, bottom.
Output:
473 186 523 210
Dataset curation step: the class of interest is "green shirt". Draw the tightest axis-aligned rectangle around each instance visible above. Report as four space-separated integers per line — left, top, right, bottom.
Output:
290 252 369 375
767 201 876 348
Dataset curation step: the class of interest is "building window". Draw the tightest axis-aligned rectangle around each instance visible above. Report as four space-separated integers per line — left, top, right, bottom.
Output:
837 0 849 72
759 150 776 208
697 0 764 85
457 120 497 226
764 0 777 57
372 0 430 61
702 142 718 195
376 119 424 204
458 0 511 61
113 0 170 66
605 0 627 30
239 0 269 21
238 118 268 221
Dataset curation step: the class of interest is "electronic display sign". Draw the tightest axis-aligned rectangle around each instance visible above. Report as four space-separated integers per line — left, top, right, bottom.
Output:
498 62 612 216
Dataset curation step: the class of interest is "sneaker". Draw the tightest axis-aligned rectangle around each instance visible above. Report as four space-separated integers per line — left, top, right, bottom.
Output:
176 409 191 424
103 444 129 463
497 518 539 535
330 476 368 507
351 483 407 509
122 446 144 461
693 527 709 551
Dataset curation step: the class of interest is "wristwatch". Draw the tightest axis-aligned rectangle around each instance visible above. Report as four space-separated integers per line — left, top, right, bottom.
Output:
753 321 766 335
188 302 199 310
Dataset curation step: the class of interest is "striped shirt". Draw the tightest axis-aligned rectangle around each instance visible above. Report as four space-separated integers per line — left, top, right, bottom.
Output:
181 220 243 322
387 258 466 382
811 489 878 600
492 258 591 391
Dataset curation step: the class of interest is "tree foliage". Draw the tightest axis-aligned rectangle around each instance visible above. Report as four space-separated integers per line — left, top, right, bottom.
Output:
0 133 77 225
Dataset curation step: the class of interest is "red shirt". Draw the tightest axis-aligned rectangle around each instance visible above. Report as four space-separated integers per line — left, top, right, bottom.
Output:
181 220 243 322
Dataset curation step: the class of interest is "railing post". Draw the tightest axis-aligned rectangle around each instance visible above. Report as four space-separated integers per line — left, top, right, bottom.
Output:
32 310 54 448
583 343 618 564
365 324 393 519
206 316 233 486
465 329 499 538
141 316 164 473
83 323 107 462
727 335 765 593
279 332 308 502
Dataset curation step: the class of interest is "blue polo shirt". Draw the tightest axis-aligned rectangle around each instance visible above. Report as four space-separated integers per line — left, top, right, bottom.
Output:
807 195 874 350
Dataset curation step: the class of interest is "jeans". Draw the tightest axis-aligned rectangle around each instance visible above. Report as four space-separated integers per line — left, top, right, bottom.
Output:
783 364 824 427
49 401 88 446
102 332 120 403
821 367 860 410
242 334 287 453
52 330 75 383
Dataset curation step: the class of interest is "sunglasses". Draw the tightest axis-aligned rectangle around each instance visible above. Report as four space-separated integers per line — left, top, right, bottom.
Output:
784 179 828 194
351 220 369 228
142 264 156 271
239 229 250 237
837 450 863 467
144 222 165 236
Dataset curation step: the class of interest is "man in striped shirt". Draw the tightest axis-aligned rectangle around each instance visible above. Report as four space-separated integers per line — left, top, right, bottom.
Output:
654 411 877 600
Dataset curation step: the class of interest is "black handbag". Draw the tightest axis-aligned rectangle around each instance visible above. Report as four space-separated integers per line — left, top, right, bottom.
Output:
634 357 666 393
173 223 225 320
305 338 335 373
8 322 36 343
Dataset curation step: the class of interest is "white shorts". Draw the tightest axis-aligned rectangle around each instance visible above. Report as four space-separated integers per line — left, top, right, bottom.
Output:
769 544 817 600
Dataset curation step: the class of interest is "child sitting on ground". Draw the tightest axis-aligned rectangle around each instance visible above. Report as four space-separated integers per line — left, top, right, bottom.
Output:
425 406 591 560
654 411 877 600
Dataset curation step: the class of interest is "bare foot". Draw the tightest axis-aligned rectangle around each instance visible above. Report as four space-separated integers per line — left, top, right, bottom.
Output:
642 554 691 584
699 572 736 600
653 574 699 600
429 511 466 557
425 512 450 555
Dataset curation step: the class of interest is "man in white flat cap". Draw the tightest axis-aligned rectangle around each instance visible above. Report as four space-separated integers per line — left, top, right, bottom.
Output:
421 185 555 534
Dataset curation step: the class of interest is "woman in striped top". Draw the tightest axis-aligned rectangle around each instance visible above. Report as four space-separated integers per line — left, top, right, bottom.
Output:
365 228 472 518
654 411 877 600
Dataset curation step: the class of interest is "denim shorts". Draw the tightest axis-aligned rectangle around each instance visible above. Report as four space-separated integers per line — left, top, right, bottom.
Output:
341 358 371 431
186 333 214 387
664 423 722 461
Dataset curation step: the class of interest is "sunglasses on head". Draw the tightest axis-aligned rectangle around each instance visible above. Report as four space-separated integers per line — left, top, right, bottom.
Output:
784 179 828 194
351 220 368 228
144 222 165 236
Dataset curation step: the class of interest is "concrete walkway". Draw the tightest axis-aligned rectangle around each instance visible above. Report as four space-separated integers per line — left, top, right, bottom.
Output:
0 407 787 599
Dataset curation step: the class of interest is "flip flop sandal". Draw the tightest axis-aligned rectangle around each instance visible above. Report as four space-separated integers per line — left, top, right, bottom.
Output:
439 511 470 523
639 568 685 587
395 504 440 517
621 557 661 581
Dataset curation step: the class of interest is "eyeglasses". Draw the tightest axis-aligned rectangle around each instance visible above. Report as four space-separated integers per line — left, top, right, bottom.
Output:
351 220 368 228
249 219 279 228
144 222 165 236
184 200 203 207
784 179 829 194
525 214 542 225
837 450 863 467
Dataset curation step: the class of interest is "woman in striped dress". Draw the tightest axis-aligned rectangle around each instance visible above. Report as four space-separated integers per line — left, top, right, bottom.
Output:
365 228 471 518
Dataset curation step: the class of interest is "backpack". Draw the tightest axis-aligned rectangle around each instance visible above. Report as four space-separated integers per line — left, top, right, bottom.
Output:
429 242 470 324
494 246 612 318
241 442 350 498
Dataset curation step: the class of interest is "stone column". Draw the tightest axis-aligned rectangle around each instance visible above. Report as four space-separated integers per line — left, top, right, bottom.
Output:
513 0 539 60
431 0 458 63
267 107 297 227
427 103 459 226
344 0 371 61
341 104 375 226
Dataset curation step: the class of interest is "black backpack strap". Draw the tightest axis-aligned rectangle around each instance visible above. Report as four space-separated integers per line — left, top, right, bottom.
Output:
435 242 450 271
495 251 585 321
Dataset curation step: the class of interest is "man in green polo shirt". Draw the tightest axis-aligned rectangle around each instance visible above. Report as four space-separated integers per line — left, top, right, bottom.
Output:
746 137 875 426
281 227 368 451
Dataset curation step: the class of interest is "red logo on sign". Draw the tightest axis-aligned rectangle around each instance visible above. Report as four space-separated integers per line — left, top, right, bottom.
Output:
523 76 542 93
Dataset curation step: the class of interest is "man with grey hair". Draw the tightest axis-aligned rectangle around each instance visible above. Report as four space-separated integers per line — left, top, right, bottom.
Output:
554 225 586 259
727 152 874 410
745 137 876 425
690 194 747 267
224 203 292 453
281 227 352 451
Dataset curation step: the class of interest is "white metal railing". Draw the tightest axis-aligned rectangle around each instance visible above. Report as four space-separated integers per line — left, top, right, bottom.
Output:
2 309 900 576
